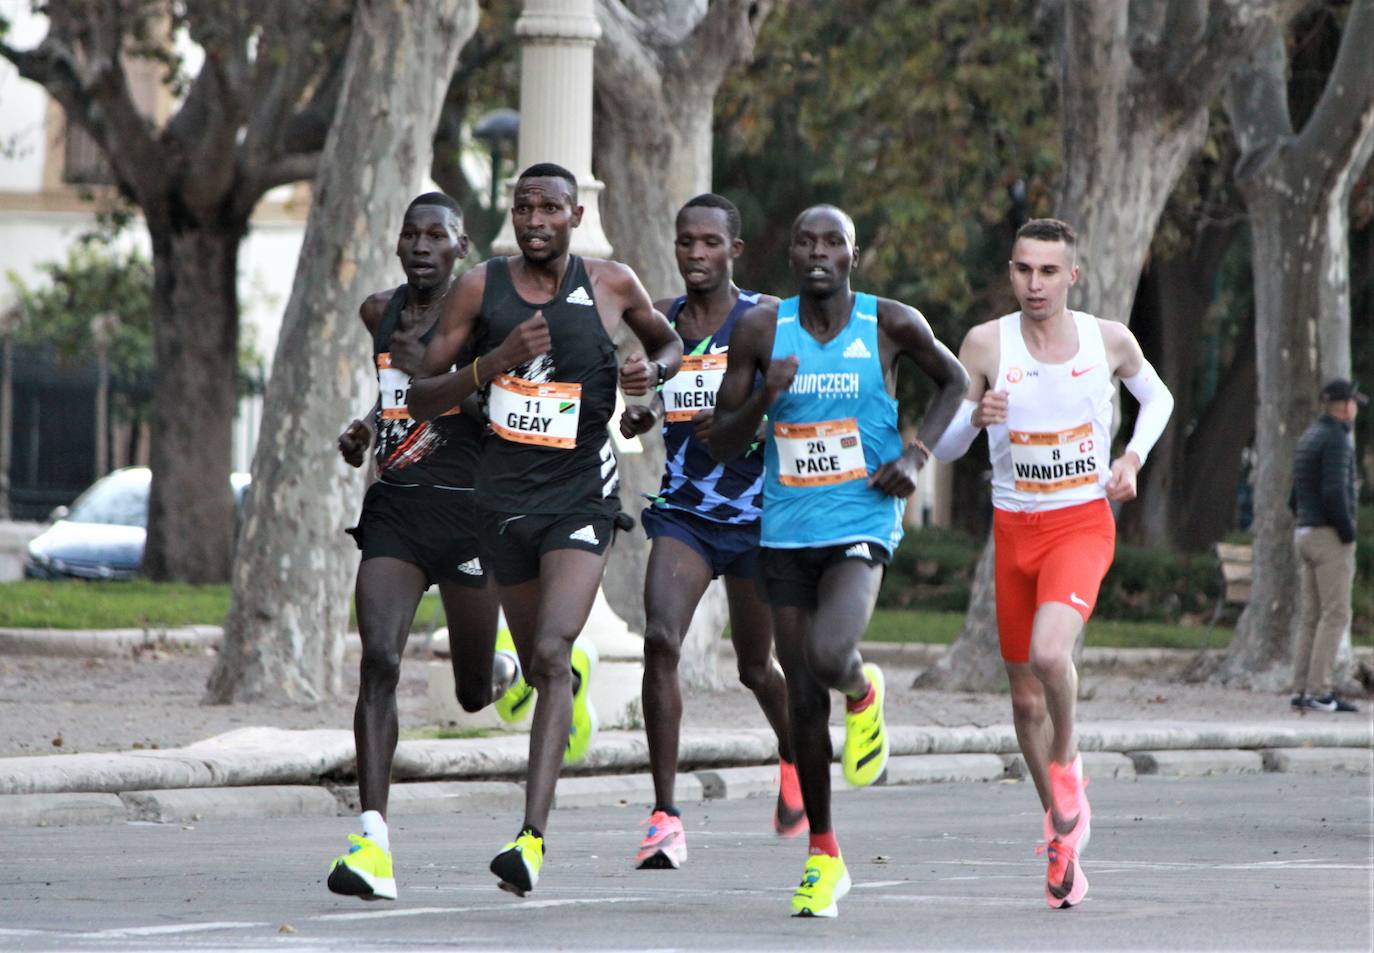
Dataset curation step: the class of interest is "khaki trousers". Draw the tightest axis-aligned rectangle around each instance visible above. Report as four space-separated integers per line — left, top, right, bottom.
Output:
1291 526 1357 695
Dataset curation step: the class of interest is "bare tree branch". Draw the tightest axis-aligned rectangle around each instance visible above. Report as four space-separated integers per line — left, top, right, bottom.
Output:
1291 0 1374 179
677 0 777 90
260 152 321 191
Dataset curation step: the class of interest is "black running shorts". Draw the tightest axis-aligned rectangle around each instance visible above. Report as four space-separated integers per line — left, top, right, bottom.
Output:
346 481 487 588
755 541 890 609
478 509 616 587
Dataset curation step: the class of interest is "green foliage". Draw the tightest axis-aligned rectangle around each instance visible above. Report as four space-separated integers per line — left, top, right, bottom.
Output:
715 0 1059 390
1096 546 1219 623
7 245 156 424
880 525 980 611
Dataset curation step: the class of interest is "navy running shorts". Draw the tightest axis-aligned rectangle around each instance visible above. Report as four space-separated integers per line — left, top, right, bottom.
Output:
641 504 760 580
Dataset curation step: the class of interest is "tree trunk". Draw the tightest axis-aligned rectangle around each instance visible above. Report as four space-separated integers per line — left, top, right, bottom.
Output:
1209 3 1374 689
142 227 243 583
1175 315 1257 551
593 0 777 688
928 0 1274 690
206 0 477 704
912 540 1006 691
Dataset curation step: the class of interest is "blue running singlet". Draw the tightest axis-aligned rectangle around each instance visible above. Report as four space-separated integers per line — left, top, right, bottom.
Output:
762 292 904 551
649 291 764 525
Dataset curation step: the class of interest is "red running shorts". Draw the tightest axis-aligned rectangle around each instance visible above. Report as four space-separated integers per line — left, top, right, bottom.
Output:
992 498 1116 664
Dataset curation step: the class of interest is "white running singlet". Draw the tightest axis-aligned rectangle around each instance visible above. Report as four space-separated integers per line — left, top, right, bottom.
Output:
988 311 1115 513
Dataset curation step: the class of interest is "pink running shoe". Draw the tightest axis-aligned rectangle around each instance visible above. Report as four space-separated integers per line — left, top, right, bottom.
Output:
1039 755 1091 908
773 759 809 837
635 810 687 870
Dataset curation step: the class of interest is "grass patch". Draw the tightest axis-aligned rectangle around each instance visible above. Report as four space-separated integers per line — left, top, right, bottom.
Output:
0 580 232 629
860 608 1234 651
0 579 446 631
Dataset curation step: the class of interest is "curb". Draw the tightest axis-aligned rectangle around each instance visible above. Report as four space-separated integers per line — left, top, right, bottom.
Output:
1 720 1369 828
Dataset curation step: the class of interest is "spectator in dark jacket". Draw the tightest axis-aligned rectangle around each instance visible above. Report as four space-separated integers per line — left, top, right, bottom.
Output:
1289 378 1365 713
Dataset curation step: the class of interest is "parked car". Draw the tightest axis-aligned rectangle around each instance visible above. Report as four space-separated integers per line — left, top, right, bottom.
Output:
24 467 251 580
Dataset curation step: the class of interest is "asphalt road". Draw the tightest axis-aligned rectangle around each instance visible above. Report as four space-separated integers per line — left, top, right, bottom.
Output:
4 772 1371 952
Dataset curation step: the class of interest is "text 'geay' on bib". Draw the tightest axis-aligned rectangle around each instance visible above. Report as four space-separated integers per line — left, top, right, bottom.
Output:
1008 422 1099 493
660 354 726 422
774 418 867 487
488 373 582 449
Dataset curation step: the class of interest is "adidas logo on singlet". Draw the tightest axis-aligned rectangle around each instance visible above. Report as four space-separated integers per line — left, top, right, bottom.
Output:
457 557 483 576
844 543 872 560
842 338 871 359
569 524 600 545
566 285 594 307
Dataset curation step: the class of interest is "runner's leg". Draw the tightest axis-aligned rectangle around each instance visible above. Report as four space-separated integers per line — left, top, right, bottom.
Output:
724 574 792 762
354 556 429 816
771 604 830 833
520 546 611 834
438 575 501 713
642 536 714 808
1006 661 1054 813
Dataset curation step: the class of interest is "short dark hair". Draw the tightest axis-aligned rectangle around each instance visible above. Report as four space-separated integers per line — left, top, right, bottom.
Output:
1016 218 1076 246
516 162 578 203
406 191 462 219
679 193 742 239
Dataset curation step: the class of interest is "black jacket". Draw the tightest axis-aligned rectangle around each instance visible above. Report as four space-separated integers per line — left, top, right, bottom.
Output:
1291 414 1357 543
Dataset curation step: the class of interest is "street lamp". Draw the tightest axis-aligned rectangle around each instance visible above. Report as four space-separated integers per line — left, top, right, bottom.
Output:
473 108 520 214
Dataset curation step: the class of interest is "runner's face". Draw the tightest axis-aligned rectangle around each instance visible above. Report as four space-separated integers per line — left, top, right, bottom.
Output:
675 207 740 293
1009 238 1077 321
512 178 582 264
396 206 466 291
789 209 855 296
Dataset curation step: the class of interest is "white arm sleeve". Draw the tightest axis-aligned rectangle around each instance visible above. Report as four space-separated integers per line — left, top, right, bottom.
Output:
1122 360 1174 465
931 398 982 462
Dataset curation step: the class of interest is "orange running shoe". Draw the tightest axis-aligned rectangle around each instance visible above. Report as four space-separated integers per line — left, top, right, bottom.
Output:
773 759 808 837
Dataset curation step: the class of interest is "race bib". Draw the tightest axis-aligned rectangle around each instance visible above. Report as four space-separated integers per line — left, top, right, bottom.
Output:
377 353 459 419
660 354 726 422
489 374 581 449
1009 422 1099 493
774 418 866 487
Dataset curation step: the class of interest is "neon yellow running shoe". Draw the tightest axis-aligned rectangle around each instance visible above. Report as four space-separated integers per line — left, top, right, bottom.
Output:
564 637 599 765
327 833 396 901
842 662 889 787
493 625 535 724
490 829 544 896
791 852 851 918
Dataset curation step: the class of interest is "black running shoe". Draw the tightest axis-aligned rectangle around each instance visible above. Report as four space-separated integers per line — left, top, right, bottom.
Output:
1313 693 1360 713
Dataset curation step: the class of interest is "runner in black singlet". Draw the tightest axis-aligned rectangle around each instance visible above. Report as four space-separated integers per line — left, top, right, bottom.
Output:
409 163 682 896
327 193 513 903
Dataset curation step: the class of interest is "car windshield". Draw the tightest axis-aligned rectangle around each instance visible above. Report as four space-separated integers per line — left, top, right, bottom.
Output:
66 472 149 527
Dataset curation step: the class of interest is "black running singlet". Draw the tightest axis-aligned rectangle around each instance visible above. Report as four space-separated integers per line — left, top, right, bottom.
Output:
474 256 619 515
371 285 482 489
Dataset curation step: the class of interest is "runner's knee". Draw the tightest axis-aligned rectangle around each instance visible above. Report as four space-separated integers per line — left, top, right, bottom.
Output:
455 677 492 713
736 655 774 693
805 643 859 690
1010 680 1046 724
528 638 574 690
359 644 403 691
643 619 682 668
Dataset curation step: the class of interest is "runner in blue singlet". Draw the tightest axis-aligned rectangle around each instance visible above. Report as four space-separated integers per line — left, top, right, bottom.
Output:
711 205 968 919
617 195 800 872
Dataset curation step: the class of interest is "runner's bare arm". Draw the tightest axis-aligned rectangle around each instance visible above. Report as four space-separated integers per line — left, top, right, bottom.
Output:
931 321 1001 462
408 267 486 420
869 300 969 495
409 266 552 421
338 295 391 465
611 265 682 396
709 304 784 462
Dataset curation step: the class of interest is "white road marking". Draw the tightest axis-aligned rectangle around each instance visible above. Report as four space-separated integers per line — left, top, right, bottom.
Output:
71 921 266 938
313 895 652 922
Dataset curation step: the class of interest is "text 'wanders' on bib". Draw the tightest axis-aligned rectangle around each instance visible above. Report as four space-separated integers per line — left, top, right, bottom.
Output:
660 354 726 422
489 374 581 449
1008 422 1098 493
774 418 867 487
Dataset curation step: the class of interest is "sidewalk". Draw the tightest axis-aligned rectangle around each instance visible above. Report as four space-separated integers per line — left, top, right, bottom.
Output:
1 625 1370 828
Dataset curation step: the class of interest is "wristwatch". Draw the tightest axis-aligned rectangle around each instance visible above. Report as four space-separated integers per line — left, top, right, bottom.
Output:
653 360 668 385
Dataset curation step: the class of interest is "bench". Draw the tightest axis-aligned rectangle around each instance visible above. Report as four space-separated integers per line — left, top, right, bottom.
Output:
1204 542 1253 642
